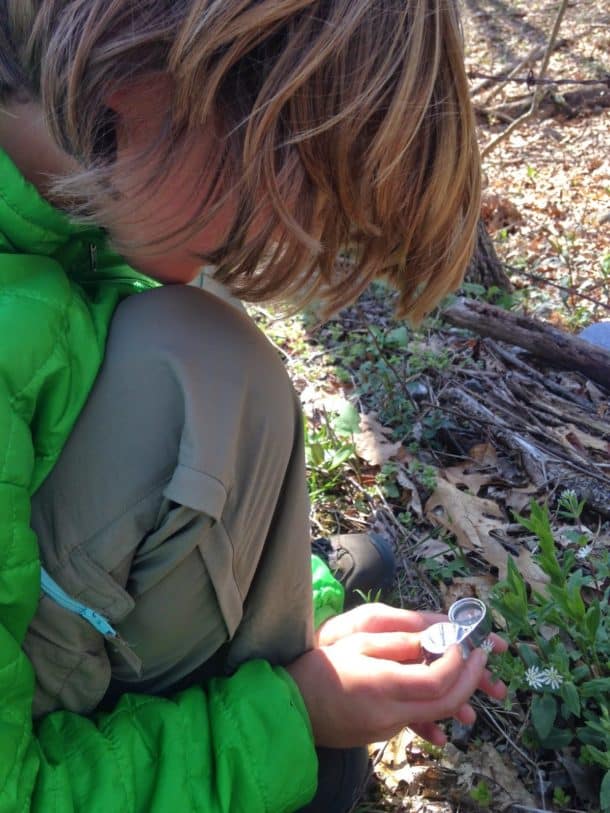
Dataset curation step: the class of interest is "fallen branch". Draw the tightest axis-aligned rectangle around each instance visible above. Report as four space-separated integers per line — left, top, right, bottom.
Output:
481 0 570 159
442 298 610 390
471 41 569 104
477 83 610 124
441 386 610 518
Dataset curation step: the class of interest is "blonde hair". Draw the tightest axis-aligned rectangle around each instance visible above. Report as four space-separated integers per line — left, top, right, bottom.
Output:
0 0 480 321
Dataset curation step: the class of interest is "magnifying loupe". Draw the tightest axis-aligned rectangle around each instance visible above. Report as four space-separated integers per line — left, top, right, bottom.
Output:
421 597 492 662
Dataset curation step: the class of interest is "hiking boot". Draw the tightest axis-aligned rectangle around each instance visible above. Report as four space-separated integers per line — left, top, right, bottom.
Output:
312 533 396 609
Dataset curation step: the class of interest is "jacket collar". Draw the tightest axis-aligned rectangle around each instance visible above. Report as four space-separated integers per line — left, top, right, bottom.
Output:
0 148 95 256
0 148 158 291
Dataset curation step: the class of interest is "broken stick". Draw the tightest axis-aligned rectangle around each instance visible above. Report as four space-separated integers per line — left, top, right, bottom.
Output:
443 298 610 390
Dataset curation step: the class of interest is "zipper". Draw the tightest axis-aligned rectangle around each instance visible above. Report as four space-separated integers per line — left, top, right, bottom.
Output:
40 568 142 676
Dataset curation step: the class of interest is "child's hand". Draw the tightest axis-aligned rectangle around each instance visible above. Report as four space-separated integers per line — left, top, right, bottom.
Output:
316 603 447 646
289 603 507 748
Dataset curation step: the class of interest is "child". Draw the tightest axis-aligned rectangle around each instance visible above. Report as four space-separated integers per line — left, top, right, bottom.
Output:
0 2 506 811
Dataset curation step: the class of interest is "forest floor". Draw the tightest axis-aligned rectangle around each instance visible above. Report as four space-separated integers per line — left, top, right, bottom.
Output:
249 1 609 811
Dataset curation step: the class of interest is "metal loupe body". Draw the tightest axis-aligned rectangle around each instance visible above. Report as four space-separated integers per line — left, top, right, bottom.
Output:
421 598 492 662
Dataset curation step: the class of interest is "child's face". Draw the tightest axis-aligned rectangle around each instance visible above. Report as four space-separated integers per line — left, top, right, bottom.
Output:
106 79 235 284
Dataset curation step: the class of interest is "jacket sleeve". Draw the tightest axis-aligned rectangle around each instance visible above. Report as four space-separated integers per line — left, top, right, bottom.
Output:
311 555 345 629
0 387 318 813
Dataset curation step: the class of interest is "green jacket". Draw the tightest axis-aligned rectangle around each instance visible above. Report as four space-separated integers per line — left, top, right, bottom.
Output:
0 149 344 813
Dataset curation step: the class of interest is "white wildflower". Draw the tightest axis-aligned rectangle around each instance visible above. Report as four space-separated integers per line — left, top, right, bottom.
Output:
542 667 563 690
480 637 495 655
576 544 593 560
525 666 547 690
560 488 577 502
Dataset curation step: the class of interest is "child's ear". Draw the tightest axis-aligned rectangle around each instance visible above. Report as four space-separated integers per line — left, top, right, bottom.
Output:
104 73 174 151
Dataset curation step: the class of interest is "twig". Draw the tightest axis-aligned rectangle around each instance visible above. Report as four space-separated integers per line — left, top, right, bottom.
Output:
470 72 609 88
508 807 588 813
474 42 569 105
481 0 570 160
361 319 420 412
474 701 538 769
477 49 543 105
485 342 591 408
435 396 610 487
510 269 610 315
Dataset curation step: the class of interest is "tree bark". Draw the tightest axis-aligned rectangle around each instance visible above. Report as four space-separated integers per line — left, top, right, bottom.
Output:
464 220 512 291
443 297 610 390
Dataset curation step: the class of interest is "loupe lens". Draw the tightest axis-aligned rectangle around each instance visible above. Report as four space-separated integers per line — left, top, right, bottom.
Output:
448 598 492 650
449 598 485 626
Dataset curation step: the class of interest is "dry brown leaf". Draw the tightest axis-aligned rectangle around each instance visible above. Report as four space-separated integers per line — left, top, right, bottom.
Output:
372 729 427 794
557 423 609 456
299 386 349 418
442 743 536 809
469 443 498 466
416 537 454 560
396 467 424 518
439 575 498 610
503 484 539 515
481 191 524 233
354 413 402 466
425 479 549 594
442 464 493 496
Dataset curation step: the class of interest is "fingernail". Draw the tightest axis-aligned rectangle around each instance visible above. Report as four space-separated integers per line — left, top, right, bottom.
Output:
476 648 488 666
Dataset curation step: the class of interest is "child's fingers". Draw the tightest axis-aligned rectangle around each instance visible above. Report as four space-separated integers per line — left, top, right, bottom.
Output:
319 604 447 645
478 668 507 700
408 721 448 747
454 702 476 726
338 631 423 662
382 644 483 703
390 647 489 719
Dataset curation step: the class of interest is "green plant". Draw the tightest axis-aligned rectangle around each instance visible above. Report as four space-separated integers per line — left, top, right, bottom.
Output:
552 786 571 808
374 462 400 499
407 458 438 492
421 554 470 583
420 535 471 583
469 779 493 808
304 402 358 500
488 500 610 812
557 488 585 521
353 587 384 604
461 279 521 312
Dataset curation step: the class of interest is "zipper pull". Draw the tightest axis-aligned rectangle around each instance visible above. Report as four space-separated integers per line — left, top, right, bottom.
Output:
89 243 97 273
79 607 143 676
105 634 143 676
40 568 142 677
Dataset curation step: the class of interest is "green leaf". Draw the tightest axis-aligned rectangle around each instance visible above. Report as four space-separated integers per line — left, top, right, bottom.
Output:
581 678 610 699
462 282 487 298
385 326 409 348
601 770 610 813
560 683 580 717
585 603 602 642
539 727 574 749
516 501 564 587
328 445 355 470
332 401 360 437
573 664 592 682
565 571 587 621
308 442 325 467
532 694 558 740
518 643 539 668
